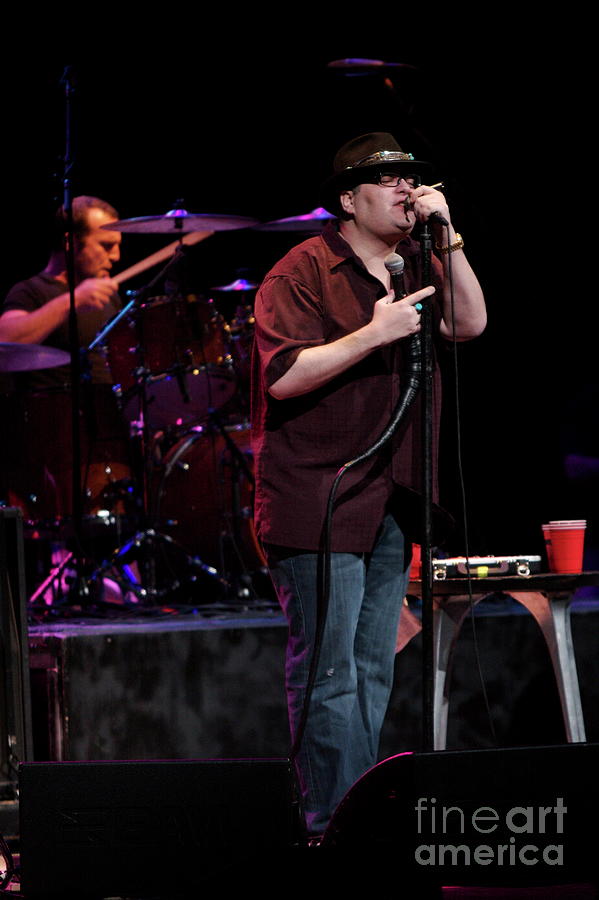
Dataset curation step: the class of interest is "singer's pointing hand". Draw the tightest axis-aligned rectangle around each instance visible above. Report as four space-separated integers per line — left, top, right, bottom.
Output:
369 285 435 345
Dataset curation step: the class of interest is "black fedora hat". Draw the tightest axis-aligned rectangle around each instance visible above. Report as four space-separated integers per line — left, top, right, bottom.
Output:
321 132 432 214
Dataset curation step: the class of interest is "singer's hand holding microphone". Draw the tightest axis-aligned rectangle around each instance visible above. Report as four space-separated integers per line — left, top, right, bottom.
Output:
367 252 435 347
407 184 450 227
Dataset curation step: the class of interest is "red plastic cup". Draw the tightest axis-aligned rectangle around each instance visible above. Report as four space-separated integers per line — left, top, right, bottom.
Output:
411 543 422 578
542 525 554 571
542 521 586 573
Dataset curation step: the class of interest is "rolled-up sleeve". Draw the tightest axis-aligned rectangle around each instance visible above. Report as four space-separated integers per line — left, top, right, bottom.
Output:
254 273 326 389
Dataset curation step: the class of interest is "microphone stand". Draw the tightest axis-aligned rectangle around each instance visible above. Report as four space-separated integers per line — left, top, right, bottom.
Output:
419 221 435 752
61 66 87 604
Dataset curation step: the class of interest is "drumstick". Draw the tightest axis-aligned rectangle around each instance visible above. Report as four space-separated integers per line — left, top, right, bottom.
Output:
88 231 214 353
114 231 213 286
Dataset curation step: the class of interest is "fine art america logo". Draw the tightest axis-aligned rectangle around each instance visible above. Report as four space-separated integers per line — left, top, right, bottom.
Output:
414 796 567 867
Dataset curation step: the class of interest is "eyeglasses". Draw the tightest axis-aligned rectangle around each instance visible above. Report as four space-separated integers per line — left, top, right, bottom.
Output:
374 172 418 188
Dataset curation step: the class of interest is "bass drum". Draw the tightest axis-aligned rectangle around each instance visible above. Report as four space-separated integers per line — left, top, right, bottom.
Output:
5 385 133 524
152 423 265 578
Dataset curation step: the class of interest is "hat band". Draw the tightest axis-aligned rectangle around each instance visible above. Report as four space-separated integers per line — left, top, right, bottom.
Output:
346 149 415 170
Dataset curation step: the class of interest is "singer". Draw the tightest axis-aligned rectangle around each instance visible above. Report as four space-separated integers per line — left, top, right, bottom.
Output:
250 132 486 838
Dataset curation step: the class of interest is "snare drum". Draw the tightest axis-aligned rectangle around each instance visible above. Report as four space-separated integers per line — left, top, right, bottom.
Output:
106 295 236 431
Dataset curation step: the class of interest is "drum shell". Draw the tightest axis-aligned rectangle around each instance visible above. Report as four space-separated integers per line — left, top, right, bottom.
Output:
153 424 264 574
5 385 132 522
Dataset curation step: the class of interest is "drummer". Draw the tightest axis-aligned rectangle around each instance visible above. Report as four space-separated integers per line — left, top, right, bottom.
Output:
0 195 122 389
0 196 129 520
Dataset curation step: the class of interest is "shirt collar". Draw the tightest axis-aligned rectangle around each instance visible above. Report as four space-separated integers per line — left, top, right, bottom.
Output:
320 220 421 272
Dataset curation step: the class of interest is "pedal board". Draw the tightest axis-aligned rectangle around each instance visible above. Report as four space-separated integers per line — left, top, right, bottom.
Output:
432 554 542 579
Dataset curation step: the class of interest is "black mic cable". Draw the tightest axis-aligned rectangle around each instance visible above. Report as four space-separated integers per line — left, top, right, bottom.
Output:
444 234 498 748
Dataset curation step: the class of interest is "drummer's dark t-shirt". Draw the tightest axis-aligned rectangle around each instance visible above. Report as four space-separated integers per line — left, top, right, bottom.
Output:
2 275 129 518
3 273 119 389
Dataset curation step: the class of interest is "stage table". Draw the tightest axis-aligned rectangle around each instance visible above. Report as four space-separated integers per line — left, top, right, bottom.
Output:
401 572 599 749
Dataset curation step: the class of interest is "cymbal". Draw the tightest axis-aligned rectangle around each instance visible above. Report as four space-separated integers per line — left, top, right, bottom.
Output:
327 58 418 73
0 342 70 372
253 207 335 233
103 208 260 234
210 278 258 292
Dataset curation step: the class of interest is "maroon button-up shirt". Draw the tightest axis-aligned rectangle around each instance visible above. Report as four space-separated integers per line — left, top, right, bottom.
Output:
251 223 445 552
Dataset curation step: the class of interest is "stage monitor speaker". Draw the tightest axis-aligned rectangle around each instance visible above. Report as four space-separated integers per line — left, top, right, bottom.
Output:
321 743 599 890
19 757 302 897
0 508 33 797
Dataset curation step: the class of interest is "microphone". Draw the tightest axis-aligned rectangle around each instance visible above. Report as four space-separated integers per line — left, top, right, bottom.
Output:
384 252 407 300
384 253 422 380
402 197 449 227
428 210 449 227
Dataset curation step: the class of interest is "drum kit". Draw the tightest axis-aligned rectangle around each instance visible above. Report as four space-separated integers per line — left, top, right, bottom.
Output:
3 205 334 613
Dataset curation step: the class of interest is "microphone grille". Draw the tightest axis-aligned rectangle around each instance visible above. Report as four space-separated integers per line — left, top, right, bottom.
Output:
384 252 404 275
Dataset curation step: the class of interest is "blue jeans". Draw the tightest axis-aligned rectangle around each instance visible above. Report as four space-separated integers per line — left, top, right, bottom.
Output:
265 514 411 835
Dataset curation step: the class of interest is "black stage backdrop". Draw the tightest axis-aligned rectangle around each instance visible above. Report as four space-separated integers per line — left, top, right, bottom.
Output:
0 25 594 564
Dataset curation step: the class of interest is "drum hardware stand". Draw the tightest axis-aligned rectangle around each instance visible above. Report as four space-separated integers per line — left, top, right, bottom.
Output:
86 527 231 605
208 410 255 487
203 410 269 605
28 550 76 611
58 64 91 609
